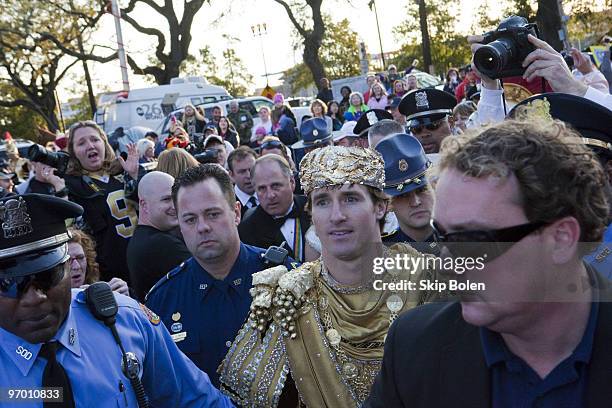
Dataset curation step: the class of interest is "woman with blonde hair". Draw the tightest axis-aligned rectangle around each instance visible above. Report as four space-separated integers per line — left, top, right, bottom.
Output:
309 98 333 133
136 138 156 163
181 103 206 138
61 120 140 286
68 228 129 295
156 147 199 179
367 82 389 110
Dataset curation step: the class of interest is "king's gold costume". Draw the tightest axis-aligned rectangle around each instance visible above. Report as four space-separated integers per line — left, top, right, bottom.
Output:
218 243 444 407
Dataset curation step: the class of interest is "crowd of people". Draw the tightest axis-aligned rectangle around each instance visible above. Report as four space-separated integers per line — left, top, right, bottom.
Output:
0 28 611 408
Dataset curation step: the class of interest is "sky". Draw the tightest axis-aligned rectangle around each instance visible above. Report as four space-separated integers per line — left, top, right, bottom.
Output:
60 0 605 101
63 0 476 100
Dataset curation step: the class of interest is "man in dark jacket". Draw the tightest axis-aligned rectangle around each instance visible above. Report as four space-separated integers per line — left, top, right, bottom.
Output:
127 171 191 300
316 77 334 104
366 119 612 408
238 154 310 262
227 101 253 146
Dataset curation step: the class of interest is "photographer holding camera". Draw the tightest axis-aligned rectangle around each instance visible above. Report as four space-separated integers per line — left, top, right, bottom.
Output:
470 16 611 123
15 160 68 196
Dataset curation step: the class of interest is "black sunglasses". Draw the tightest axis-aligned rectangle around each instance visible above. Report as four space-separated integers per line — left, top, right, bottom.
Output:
261 141 283 150
431 220 548 263
409 118 447 134
0 263 66 299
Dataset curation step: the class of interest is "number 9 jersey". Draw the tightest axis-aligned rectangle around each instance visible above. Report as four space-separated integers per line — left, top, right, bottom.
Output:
65 170 141 285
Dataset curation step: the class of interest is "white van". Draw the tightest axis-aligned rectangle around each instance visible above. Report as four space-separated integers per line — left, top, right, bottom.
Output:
94 76 232 134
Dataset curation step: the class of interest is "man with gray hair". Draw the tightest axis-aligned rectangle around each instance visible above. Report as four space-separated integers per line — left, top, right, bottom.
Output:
368 119 406 148
238 154 311 261
227 100 254 146
127 171 191 300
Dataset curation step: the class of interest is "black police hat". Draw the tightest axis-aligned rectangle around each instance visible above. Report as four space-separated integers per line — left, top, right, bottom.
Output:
399 88 457 128
375 133 431 196
293 117 332 149
0 194 83 278
508 93 612 159
354 109 394 136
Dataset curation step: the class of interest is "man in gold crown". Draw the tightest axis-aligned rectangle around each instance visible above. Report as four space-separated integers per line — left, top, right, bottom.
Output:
219 146 448 407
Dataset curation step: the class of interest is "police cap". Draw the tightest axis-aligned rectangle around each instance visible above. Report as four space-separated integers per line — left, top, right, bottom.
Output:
354 109 394 136
399 88 457 128
508 93 612 160
0 194 83 278
375 133 431 197
292 117 332 149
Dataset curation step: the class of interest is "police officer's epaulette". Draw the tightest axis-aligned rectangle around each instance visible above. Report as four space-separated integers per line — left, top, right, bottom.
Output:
144 261 189 301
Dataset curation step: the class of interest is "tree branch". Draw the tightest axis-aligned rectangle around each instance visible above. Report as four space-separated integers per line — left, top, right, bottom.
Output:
120 12 167 63
272 0 308 38
39 32 119 63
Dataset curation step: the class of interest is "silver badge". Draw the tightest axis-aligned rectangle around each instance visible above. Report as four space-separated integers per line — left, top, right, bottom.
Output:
0 197 33 238
313 129 319 137
415 91 429 110
199 283 208 290
366 110 379 126
233 278 242 286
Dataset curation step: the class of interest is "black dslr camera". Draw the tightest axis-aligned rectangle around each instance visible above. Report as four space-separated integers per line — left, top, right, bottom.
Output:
473 15 539 79
193 148 219 164
27 144 70 177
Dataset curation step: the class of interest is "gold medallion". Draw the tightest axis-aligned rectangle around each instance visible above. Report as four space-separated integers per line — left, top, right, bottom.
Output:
386 294 404 313
342 362 359 379
172 312 181 322
326 328 341 346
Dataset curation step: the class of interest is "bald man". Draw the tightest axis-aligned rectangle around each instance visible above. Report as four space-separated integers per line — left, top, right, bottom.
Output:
127 171 191 301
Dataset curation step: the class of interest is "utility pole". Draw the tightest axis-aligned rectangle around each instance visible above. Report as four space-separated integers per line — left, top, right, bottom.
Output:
109 0 130 92
251 23 269 86
369 0 386 70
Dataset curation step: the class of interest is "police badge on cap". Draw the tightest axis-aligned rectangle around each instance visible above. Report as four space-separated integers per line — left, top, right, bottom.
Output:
0 194 83 278
399 88 457 127
354 109 394 136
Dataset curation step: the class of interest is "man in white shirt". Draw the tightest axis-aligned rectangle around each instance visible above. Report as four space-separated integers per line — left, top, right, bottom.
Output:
227 146 259 219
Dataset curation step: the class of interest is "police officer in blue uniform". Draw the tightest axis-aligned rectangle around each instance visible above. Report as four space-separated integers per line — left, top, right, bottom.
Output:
0 194 233 407
509 93 612 278
145 164 296 387
375 133 440 255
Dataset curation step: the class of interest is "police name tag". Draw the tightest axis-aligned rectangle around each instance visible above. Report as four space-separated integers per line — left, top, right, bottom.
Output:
171 332 187 343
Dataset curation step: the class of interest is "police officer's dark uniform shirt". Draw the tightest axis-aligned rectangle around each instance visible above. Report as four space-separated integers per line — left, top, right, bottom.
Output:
0 290 233 407
145 242 296 386
383 229 440 256
480 297 598 408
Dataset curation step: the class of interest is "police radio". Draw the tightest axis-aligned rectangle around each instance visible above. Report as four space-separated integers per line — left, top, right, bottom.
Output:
85 282 150 408
261 241 290 266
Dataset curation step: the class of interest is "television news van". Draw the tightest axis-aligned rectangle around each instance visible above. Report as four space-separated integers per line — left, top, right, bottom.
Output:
94 76 232 134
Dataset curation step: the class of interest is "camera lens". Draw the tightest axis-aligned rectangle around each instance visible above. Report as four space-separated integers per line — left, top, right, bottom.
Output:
27 144 50 163
474 38 516 78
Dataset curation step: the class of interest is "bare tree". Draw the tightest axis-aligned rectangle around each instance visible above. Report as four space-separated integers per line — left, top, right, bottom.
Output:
120 0 210 84
273 0 327 90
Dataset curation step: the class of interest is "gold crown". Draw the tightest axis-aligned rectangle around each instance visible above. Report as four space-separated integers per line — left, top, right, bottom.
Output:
299 146 385 195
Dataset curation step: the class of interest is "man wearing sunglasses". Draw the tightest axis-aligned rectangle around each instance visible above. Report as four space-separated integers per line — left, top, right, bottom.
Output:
398 88 457 154
0 194 233 406
366 120 612 407
375 133 439 256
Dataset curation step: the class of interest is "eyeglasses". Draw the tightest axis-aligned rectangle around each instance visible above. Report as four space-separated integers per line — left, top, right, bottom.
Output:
261 141 283 150
0 263 66 299
409 118 447 134
431 220 548 263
